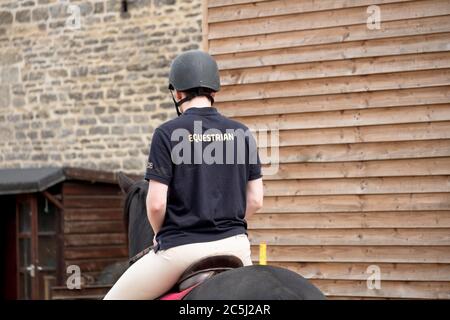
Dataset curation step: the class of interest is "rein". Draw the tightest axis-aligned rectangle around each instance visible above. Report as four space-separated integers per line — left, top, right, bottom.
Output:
129 246 153 266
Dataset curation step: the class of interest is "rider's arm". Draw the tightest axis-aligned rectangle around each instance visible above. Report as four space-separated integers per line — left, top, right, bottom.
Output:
245 130 263 220
245 177 263 220
144 128 173 237
146 180 168 235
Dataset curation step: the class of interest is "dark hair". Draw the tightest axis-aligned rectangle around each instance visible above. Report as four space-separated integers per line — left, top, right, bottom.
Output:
182 87 215 104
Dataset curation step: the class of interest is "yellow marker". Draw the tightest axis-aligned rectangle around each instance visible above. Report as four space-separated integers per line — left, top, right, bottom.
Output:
259 242 267 265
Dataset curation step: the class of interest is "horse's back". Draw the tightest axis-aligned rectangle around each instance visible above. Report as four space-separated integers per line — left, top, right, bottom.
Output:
185 265 325 300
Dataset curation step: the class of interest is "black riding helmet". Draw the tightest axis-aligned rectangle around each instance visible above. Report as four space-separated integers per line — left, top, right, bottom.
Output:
168 50 221 116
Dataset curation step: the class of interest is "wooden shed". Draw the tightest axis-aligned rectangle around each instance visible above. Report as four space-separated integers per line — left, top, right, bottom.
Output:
0 167 128 300
204 0 450 299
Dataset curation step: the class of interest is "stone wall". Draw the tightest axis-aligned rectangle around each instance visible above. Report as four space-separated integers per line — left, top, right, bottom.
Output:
0 0 202 174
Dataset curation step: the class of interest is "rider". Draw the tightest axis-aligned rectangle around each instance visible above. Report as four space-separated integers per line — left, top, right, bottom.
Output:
104 50 263 300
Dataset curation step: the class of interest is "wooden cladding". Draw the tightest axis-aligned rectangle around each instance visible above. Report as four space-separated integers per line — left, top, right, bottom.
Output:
210 15 450 55
208 0 450 39
62 182 127 282
204 0 450 299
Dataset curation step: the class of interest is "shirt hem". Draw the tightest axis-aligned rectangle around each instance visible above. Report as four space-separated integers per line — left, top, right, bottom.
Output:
156 228 247 252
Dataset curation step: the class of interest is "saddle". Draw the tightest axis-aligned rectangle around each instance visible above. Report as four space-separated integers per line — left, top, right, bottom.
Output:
160 254 243 300
177 255 243 291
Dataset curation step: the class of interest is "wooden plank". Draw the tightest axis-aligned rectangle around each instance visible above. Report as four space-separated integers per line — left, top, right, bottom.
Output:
266 140 450 163
63 182 122 196
273 121 450 147
271 262 450 281
217 86 450 117
42 191 63 210
311 279 450 299
64 258 127 273
208 0 269 8
263 176 450 196
237 105 450 130
64 233 127 247
52 293 104 300
327 296 394 300
208 0 450 39
248 211 450 229
202 0 209 51
250 245 450 263
51 285 111 300
81 271 102 283
263 158 450 180
208 0 413 23
210 15 450 54
221 52 450 85
260 193 450 213
64 220 125 234
247 228 450 246
214 33 450 70
64 208 123 221
217 69 450 102
63 196 123 209
65 246 128 260
63 167 120 184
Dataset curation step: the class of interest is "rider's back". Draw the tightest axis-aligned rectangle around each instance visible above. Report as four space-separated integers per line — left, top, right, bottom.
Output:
145 106 261 252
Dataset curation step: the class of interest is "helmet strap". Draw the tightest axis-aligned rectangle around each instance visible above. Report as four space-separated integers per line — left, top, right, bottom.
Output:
169 89 215 117
170 90 183 116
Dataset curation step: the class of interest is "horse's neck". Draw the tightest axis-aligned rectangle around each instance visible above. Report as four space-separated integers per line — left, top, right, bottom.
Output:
128 209 154 258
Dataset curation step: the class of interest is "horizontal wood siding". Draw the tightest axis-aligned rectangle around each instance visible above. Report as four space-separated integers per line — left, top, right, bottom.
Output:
62 182 127 283
205 0 450 299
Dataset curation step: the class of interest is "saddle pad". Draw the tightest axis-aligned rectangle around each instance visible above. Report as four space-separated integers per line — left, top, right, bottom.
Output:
159 284 199 300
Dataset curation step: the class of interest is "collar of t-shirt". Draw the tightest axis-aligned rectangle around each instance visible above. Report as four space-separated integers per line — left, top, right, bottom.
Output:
182 107 218 116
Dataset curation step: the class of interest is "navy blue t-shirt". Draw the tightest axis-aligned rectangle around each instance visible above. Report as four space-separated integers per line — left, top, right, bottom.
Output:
144 107 262 251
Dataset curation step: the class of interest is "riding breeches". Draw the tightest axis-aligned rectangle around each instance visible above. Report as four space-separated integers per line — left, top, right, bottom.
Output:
103 233 253 300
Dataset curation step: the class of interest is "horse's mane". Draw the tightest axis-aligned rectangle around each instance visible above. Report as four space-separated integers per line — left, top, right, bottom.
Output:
123 180 149 237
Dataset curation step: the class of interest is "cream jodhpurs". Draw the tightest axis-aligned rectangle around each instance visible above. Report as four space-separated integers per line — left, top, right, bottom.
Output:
103 234 252 300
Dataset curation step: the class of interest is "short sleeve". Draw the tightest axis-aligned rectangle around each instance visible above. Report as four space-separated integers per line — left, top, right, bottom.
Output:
144 128 173 185
247 131 262 181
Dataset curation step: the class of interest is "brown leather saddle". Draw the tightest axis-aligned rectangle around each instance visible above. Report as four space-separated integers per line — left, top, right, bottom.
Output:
129 248 243 292
176 255 243 291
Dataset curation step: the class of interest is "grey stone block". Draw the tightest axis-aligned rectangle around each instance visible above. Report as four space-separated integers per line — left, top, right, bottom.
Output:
41 130 55 138
32 7 49 21
49 3 69 19
0 67 19 83
12 97 25 108
154 0 176 7
89 126 109 135
85 91 103 100
123 158 142 170
39 94 57 104
16 10 31 23
94 2 104 14
106 89 120 99
0 50 22 66
0 85 10 108
111 126 124 135
0 11 13 25
68 92 82 101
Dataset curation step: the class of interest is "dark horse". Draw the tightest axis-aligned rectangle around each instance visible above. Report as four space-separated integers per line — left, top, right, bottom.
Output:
118 173 325 299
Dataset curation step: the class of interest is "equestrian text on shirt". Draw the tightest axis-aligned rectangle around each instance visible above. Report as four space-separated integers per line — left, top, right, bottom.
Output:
170 122 258 165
